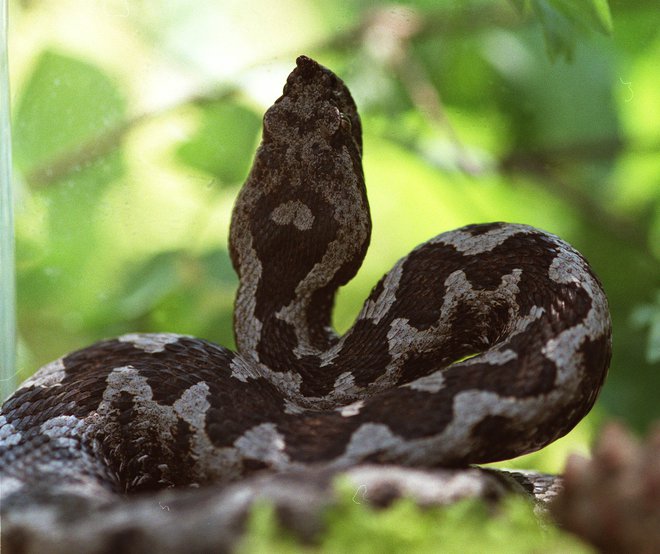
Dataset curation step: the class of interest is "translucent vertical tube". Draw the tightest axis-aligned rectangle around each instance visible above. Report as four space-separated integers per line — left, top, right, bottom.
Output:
0 0 15 401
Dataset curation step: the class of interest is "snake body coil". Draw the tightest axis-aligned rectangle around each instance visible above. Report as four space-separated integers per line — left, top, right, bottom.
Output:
0 57 611 507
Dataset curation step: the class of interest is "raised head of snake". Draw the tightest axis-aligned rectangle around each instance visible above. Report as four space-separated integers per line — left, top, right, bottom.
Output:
229 56 371 368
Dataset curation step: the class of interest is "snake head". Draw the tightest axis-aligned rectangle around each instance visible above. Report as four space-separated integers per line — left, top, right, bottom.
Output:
262 55 362 156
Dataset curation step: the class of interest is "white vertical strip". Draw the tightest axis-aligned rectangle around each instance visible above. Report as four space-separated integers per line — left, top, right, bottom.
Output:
0 0 15 401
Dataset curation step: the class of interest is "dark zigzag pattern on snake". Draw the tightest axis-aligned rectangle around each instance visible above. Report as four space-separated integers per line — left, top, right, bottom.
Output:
0 56 611 503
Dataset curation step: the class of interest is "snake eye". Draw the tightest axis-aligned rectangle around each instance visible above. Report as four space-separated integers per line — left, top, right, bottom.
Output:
339 112 352 132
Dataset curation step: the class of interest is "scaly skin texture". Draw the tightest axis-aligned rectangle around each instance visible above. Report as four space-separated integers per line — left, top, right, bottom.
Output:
0 56 611 516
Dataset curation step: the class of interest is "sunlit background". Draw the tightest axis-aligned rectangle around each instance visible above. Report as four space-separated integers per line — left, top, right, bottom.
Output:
6 0 660 472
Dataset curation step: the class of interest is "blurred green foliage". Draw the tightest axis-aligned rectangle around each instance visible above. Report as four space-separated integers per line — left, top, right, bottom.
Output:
8 0 660 477
238 484 593 553
511 0 613 60
177 100 261 183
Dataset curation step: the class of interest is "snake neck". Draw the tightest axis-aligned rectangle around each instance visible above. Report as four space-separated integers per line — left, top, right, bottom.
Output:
229 56 370 370
230 145 370 365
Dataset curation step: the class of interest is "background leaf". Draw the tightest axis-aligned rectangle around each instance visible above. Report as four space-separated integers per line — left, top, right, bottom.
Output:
12 49 125 174
177 100 261 186
511 0 613 61
549 0 613 34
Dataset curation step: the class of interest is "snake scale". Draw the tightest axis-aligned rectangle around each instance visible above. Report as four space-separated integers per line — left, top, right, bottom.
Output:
0 56 611 529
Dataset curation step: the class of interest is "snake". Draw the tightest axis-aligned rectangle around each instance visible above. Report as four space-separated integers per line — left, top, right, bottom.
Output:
0 56 612 515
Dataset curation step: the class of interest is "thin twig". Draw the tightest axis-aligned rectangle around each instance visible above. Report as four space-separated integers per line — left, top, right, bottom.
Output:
25 86 239 188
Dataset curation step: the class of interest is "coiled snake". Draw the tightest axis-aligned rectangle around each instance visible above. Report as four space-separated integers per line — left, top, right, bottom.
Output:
0 57 611 538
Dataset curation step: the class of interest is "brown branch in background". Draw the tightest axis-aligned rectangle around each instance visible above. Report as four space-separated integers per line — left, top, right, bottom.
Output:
503 136 660 166
320 3 524 53
396 59 482 174
26 115 145 187
360 6 482 175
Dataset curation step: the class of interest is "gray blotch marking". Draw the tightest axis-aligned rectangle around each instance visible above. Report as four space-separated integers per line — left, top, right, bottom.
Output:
373 271 477 391
346 465 504 506
513 305 545 332
405 372 446 393
100 367 245 484
339 400 364 417
22 358 66 388
548 244 588 286
385 269 479 360
360 263 403 324
445 390 553 456
33 416 110 489
363 390 557 467
102 366 153 400
231 227 264 359
270 200 315 231
40 415 84 450
387 268 523 364
387 318 439 361
276 367 366 409
543 329 586 387
118 333 185 354
461 348 517 367
234 423 290 468
256 363 303 400
435 224 534 255
544 244 610 386
229 357 262 382
0 476 23 499
274 169 369 355
283 398 306 415
339 423 405 464
332 371 356 393
174 382 244 482
173 382 210 429
0 415 22 446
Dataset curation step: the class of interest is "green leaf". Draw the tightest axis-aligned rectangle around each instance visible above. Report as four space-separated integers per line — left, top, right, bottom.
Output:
531 0 577 62
115 251 183 320
509 0 528 16
515 0 613 62
13 51 127 342
200 247 238 286
177 101 261 185
632 291 660 364
12 49 126 173
548 0 613 35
